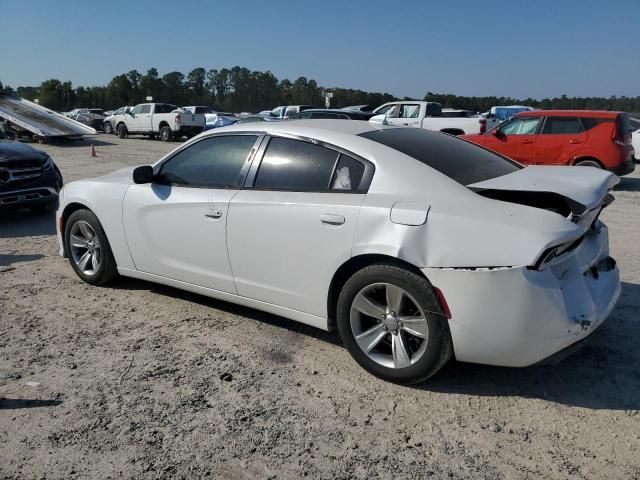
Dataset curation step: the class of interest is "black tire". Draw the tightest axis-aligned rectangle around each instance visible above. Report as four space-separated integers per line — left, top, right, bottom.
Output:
103 122 113 135
64 209 119 286
160 126 173 142
575 158 603 169
336 262 452 384
117 124 128 139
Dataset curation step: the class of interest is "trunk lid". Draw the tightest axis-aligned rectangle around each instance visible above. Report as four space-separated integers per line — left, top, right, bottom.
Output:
469 165 618 215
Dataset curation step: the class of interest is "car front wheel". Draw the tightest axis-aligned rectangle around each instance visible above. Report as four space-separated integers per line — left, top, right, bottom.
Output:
103 122 113 134
64 209 118 285
337 262 452 384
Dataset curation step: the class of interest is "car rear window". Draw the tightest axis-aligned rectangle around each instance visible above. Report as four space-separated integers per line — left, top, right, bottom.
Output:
155 104 177 114
542 117 584 134
359 128 522 185
617 113 633 133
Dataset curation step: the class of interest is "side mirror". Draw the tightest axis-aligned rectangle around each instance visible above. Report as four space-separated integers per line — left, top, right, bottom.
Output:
133 165 153 184
492 128 504 138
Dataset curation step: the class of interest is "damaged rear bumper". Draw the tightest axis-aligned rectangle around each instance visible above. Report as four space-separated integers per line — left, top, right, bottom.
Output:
423 222 621 367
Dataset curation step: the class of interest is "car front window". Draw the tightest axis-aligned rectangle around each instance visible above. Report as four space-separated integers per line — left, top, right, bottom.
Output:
500 117 541 135
157 135 258 188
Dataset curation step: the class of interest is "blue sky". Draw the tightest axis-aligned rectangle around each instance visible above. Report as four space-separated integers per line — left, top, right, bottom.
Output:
1 0 638 99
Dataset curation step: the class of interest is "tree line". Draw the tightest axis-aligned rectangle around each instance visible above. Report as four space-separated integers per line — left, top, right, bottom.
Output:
1 68 639 113
1 67 396 113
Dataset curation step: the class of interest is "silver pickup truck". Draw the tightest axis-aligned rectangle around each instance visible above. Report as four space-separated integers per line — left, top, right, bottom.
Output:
116 103 205 141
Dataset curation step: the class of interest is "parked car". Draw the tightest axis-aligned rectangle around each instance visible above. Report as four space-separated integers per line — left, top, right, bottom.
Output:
442 108 474 118
630 117 640 161
103 106 132 134
463 110 636 176
204 115 238 130
479 105 534 133
288 109 377 120
56 120 620 384
269 105 313 119
67 108 104 117
341 105 373 112
68 112 105 132
0 140 63 214
116 103 205 141
237 115 270 123
372 101 481 135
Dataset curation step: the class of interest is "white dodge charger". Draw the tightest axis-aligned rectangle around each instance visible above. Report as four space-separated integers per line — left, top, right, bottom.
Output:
56 120 621 384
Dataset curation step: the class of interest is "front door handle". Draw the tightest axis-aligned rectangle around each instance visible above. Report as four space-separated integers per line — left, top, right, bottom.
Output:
205 209 223 219
569 139 582 144
320 214 345 225
521 139 534 144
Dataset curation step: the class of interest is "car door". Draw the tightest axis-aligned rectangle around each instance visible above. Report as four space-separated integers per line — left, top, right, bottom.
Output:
227 136 372 317
484 116 541 164
535 116 588 165
127 105 144 131
122 134 261 293
385 103 421 127
134 104 152 132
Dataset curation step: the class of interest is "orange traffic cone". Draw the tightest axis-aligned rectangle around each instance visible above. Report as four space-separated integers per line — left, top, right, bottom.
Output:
90 144 97 157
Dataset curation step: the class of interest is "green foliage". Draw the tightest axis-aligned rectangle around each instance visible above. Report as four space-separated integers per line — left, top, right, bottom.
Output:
8 69 640 113
423 92 640 113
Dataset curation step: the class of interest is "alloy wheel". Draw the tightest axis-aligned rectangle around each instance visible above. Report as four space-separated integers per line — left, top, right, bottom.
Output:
69 220 101 276
350 282 429 369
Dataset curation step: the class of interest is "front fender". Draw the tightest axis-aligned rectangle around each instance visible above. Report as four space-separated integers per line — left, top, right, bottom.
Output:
58 180 135 269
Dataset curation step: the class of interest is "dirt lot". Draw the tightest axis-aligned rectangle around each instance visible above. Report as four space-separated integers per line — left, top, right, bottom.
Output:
1 135 639 479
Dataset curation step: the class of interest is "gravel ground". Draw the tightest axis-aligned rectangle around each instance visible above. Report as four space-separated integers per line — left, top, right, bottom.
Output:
1 135 639 480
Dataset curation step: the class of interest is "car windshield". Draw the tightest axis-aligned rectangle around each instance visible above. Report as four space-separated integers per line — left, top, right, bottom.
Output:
359 128 522 185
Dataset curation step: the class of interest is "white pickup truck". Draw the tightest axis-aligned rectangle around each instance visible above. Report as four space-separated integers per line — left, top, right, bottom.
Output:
372 101 481 135
116 103 205 141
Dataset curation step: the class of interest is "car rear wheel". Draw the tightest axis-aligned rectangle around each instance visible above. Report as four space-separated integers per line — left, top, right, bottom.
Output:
575 158 602 169
160 126 173 142
117 124 128 139
103 122 113 134
336 262 452 384
64 209 118 285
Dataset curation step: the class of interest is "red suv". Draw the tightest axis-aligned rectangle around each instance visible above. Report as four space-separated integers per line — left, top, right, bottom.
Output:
462 110 635 176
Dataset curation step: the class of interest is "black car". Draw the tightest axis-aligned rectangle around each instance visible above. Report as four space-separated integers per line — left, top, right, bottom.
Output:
288 109 377 120
69 113 105 132
0 140 63 214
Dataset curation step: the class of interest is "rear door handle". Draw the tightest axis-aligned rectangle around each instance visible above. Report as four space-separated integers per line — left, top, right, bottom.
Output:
569 139 583 144
320 214 345 225
205 209 223 219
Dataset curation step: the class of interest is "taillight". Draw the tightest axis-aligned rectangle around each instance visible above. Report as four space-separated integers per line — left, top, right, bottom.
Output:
479 119 486 134
175 114 181 123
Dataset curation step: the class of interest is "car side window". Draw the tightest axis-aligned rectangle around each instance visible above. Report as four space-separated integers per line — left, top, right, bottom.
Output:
131 105 143 115
399 104 421 119
331 154 366 191
157 135 258 188
254 137 339 191
140 105 151 114
542 117 585 134
381 105 400 117
500 117 541 135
